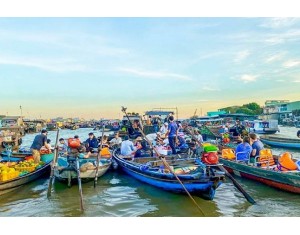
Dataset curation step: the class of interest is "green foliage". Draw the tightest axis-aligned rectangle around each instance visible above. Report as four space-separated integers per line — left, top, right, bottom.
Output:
244 102 260 111
220 106 238 114
235 107 254 115
220 102 263 115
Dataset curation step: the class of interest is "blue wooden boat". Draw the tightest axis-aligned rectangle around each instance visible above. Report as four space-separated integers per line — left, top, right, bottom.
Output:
1 150 31 159
0 153 54 195
54 154 111 184
259 135 300 149
112 150 225 200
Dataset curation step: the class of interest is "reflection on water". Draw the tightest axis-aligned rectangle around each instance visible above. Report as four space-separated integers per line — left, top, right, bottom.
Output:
0 127 300 217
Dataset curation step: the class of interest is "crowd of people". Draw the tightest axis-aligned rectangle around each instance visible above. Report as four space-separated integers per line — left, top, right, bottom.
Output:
28 114 209 163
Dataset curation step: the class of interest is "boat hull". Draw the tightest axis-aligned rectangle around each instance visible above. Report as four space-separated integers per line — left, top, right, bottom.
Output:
0 154 54 195
260 137 300 149
219 158 300 194
54 156 111 183
113 153 224 200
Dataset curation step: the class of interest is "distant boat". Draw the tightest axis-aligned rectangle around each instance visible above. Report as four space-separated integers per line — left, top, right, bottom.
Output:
259 135 300 149
46 123 58 131
247 119 279 134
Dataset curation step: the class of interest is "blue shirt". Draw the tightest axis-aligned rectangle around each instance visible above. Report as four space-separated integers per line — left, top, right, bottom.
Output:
252 140 264 157
86 137 99 148
168 122 178 137
59 143 68 153
235 143 252 161
31 134 47 150
120 140 135 155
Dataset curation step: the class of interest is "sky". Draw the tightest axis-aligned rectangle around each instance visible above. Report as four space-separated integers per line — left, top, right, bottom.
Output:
1 17 300 119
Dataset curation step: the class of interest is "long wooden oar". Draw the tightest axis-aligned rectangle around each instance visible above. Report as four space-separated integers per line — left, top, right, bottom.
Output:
75 157 84 211
121 107 205 216
94 124 105 188
185 126 256 205
47 128 60 198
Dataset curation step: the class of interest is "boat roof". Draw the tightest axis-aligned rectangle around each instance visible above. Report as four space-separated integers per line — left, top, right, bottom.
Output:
2 116 23 120
145 111 174 116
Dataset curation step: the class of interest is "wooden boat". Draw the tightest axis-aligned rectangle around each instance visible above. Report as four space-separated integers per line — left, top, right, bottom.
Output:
112 149 225 200
259 134 300 149
0 153 54 195
54 154 111 184
1 150 31 159
247 119 279 134
218 149 300 194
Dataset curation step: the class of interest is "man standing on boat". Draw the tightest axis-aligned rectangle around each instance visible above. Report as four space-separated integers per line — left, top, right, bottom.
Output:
165 116 178 154
235 119 246 136
30 129 50 163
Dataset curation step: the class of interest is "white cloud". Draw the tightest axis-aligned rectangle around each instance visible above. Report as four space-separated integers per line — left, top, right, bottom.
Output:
118 67 192 81
196 99 210 102
264 30 300 45
234 50 250 63
260 18 299 29
237 74 259 83
293 80 300 83
283 60 300 68
0 55 89 72
265 53 285 63
0 29 130 57
202 86 220 91
264 37 285 45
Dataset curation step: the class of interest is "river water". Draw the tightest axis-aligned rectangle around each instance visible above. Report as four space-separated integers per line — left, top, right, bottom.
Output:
0 127 299 217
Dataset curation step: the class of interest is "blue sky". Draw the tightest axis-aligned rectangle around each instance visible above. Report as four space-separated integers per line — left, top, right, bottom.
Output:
1 18 300 119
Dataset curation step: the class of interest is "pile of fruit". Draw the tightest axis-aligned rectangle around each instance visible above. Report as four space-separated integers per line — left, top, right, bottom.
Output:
14 159 39 173
0 159 45 182
0 162 20 182
222 133 231 143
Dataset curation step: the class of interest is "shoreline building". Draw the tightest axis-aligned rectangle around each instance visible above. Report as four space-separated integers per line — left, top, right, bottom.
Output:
262 100 300 125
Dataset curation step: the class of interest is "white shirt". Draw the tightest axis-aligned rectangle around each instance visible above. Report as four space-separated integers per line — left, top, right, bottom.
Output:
120 140 135 155
160 125 168 134
195 134 203 143
110 137 122 145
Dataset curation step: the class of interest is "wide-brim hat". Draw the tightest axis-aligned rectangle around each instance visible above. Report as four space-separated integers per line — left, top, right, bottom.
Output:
135 137 143 141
